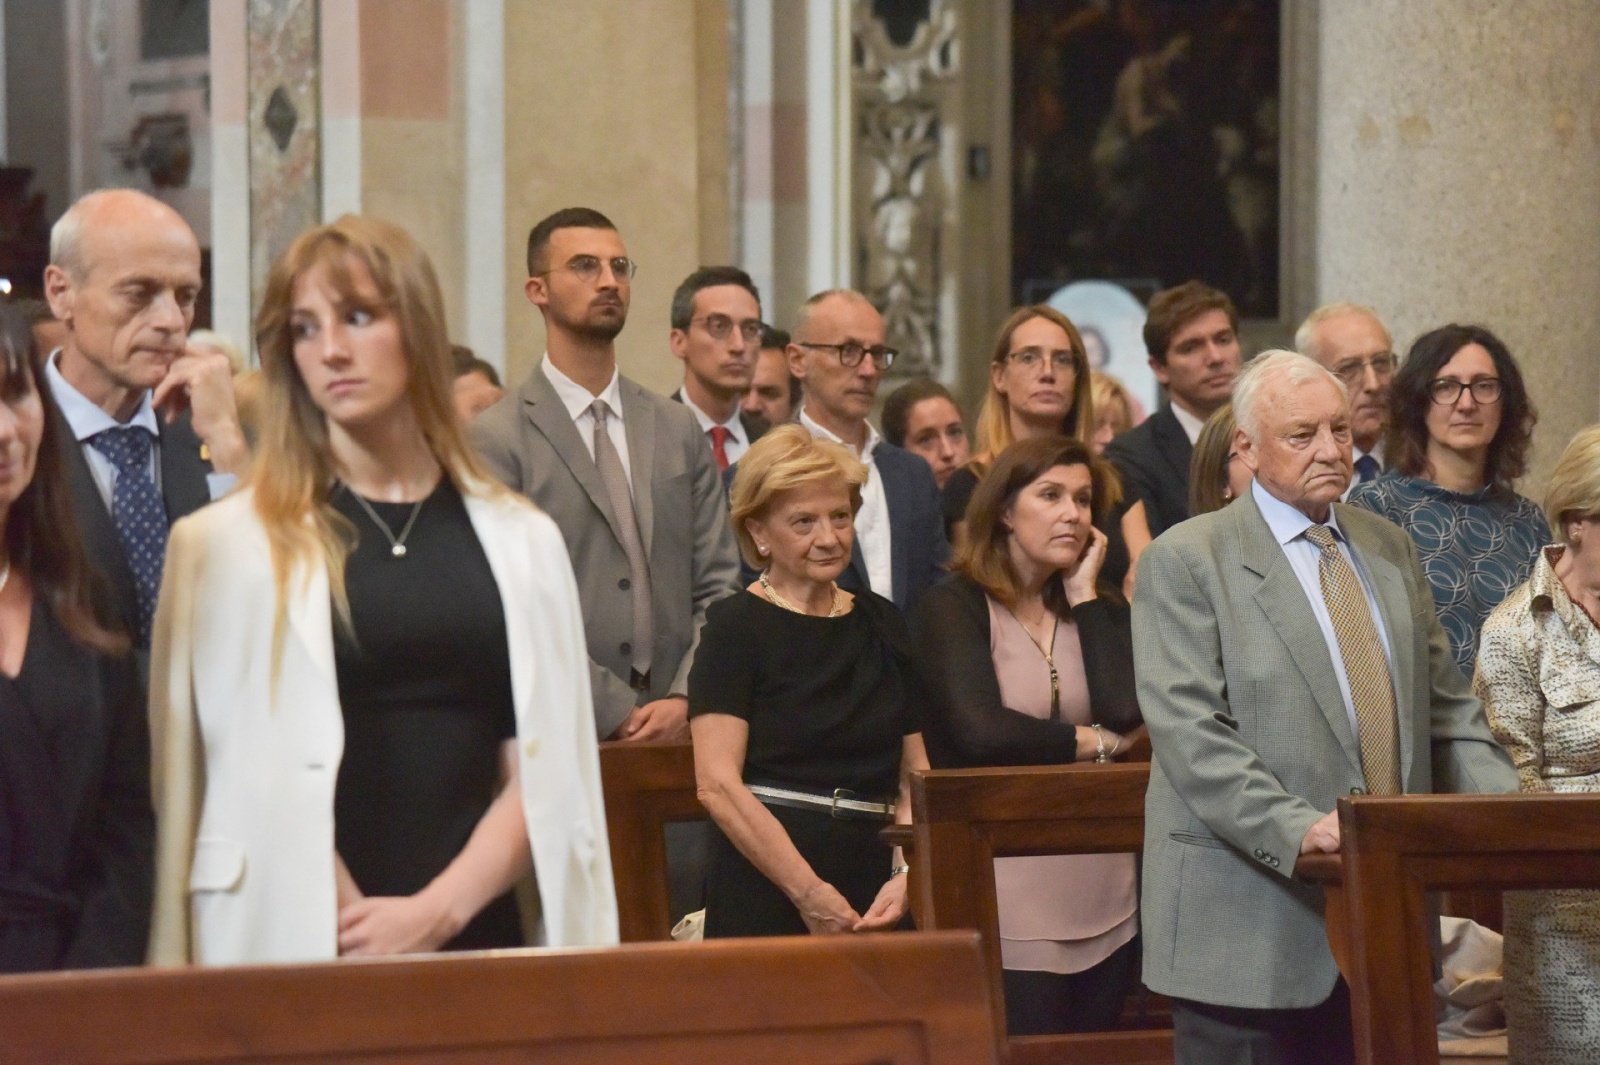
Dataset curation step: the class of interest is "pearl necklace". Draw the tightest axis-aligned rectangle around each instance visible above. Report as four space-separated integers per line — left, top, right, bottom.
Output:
759 572 845 617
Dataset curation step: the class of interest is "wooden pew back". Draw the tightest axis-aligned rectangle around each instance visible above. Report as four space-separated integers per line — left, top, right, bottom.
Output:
599 740 702 941
0 932 1001 1065
1327 792 1600 1065
910 762 1172 1064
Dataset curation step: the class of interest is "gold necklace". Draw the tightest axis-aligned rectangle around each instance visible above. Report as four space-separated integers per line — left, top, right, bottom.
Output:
760 572 845 617
1008 601 1060 721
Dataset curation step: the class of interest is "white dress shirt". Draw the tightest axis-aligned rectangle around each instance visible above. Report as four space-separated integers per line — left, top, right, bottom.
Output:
44 350 236 505
541 354 633 486
800 407 894 602
677 388 750 467
1171 401 1206 445
1252 480 1396 742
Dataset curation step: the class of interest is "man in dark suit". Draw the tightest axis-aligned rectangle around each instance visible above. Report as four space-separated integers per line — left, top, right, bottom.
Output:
1105 280 1242 538
41 189 248 652
789 289 948 614
472 207 739 743
669 266 768 469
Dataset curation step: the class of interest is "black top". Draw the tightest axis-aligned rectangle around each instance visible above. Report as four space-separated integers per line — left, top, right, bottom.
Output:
688 589 920 798
941 466 1133 591
1103 407 1193 538
331 480 520 949
0 600 151 971
910 574 1141 768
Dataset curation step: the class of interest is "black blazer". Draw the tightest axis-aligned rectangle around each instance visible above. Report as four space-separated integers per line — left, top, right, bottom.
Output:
731 440 950 616
910 573 1141 769
61 411 214 643
670 388 769 450
1104 407 1192 538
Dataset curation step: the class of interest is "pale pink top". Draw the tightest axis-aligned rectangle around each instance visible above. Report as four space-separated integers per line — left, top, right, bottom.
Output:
988 596 1138 974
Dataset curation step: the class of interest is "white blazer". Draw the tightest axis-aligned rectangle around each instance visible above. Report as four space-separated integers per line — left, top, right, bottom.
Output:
148 483 618 965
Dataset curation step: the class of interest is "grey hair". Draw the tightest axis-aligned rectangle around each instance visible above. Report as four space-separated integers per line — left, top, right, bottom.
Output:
791 289 875 341
1232 349 1348 442
50 188 173 280
1293 302 1391 361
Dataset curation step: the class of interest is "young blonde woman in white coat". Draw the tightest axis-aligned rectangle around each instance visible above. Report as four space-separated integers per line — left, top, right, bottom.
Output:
148 216 617 965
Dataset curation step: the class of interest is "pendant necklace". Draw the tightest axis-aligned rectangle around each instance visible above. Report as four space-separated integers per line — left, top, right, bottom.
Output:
760 571 845 617
1011 601 1061 721
343 485 426 558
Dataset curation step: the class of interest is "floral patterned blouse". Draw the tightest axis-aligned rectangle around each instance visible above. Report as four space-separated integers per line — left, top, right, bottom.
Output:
1347 472 1546 672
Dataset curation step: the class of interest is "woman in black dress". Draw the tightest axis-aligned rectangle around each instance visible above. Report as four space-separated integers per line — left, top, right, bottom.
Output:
690 424 928 936
942 307 1150 597
148 216 613 964
0 304 151 972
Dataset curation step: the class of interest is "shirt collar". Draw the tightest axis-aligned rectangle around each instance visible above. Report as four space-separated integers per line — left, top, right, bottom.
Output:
44 349 160 442
679 387 746 445
1252 478 1348 548
1527 545 1585 635
799 405 878 461
1170 401 1206 444
541 353 623 423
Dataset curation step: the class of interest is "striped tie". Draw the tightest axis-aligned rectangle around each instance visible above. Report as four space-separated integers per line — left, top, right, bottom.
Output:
1304 523 1401 795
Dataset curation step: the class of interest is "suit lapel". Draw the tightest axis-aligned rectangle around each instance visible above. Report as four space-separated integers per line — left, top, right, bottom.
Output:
1237 500 1366 778
875 449 910 610
158 415 213 521
462 494 532 718
1340 512 1418 780
1152 409 1194 485
621 380 656 558
284 550 338 693
524 373 626 544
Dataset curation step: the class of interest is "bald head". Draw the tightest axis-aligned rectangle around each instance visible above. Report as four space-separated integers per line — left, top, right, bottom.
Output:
44 189 203 415
791 289 879 344
788 289 886 447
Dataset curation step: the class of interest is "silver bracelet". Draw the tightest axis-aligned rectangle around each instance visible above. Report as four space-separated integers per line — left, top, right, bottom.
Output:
1091 723 1110 763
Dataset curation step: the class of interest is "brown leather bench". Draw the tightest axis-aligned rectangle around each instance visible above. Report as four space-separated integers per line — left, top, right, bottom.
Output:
0 931 1001 1065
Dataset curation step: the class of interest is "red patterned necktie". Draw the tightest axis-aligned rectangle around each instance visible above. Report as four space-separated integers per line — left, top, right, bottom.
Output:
708 426 732 471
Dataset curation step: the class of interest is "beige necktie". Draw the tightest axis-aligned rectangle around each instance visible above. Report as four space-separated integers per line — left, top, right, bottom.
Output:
1304 524 1401 795
591 399 653 678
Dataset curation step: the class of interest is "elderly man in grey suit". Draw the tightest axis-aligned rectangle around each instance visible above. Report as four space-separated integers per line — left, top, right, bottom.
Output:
472 207 739 743
1132 350 1517 1064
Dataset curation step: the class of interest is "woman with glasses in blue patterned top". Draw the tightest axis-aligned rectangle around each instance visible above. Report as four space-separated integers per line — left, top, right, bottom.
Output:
1348 324 1544 672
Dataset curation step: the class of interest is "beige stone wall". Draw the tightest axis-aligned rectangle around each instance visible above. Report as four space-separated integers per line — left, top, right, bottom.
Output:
502 0 730 393
1317 0 1600 493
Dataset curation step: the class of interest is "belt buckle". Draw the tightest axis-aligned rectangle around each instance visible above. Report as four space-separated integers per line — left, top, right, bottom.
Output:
831 788 856 818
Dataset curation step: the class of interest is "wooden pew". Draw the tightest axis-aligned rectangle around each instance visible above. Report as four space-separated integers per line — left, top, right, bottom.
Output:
599 739 702 942
909 762 1173 1065
0 931 1001 1065
1300 792 1600 1065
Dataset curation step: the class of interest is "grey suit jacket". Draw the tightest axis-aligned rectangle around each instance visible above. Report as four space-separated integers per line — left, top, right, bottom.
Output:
1132 492 1517 1010
472 368 740 738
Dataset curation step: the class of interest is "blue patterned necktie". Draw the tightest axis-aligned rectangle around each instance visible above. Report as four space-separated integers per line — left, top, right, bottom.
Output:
1354 454 1380 484
89 426 169 646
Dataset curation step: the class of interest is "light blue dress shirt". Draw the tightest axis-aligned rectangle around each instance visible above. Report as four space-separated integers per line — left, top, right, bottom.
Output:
1252 479 1397 742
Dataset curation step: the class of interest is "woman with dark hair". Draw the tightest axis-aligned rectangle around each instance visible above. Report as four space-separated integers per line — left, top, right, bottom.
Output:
942 307 1150 596
1348 324 1544 670
0 303 151 971
882 378 970 489
913 436 1141 1035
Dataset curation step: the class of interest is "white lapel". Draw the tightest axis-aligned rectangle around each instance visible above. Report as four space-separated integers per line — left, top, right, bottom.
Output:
462 490 534 722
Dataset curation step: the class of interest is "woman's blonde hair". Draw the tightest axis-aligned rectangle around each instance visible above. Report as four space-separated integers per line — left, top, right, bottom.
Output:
728 423 868 569
249 215 492 664
1089 371 1134 440
1189 402 1239 516
1544 423 1600 542
972 306 1095 463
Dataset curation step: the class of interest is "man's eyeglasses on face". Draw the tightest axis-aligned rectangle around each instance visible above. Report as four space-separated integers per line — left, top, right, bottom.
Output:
1428 377 1502 405
691 315 765 345
1006 347 1075 373
1332 352 1398 387
797 341 898 370
542 255 637 285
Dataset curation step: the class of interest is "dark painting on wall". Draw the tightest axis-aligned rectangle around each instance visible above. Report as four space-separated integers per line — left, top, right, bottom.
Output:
141 0 210 61
1012 0 1280 317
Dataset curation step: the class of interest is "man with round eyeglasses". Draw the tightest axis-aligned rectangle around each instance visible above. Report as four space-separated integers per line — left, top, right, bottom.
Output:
1295 303 1398 496
785 289 949 614
668 266 769 470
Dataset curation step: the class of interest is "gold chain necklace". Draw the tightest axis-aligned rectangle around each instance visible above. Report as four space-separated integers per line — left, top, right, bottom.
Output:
1008 601 1060 721
760 572 845 617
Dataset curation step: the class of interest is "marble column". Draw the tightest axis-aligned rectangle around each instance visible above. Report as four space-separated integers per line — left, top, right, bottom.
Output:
1315 0 1600 488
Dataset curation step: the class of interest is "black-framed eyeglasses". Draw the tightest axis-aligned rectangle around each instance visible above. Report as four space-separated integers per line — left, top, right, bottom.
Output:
797 341 898 370
1005 347 1075 373
1428 377 1502 405
690 315 764 344
1332 352 1398 385
540 255 637 285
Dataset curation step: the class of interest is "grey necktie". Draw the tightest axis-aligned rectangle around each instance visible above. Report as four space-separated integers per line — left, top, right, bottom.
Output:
590 399 653 678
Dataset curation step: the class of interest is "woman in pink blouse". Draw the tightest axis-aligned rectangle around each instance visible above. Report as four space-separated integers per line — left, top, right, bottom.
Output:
912 436 1142 1035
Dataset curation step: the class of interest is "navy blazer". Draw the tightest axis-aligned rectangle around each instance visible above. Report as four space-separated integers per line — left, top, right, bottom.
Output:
1104 406 1192 539
730 439 949 615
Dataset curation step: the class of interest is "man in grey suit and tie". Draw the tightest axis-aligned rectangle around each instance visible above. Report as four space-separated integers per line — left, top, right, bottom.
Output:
472 207 739 744
1132 350 1517 1064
